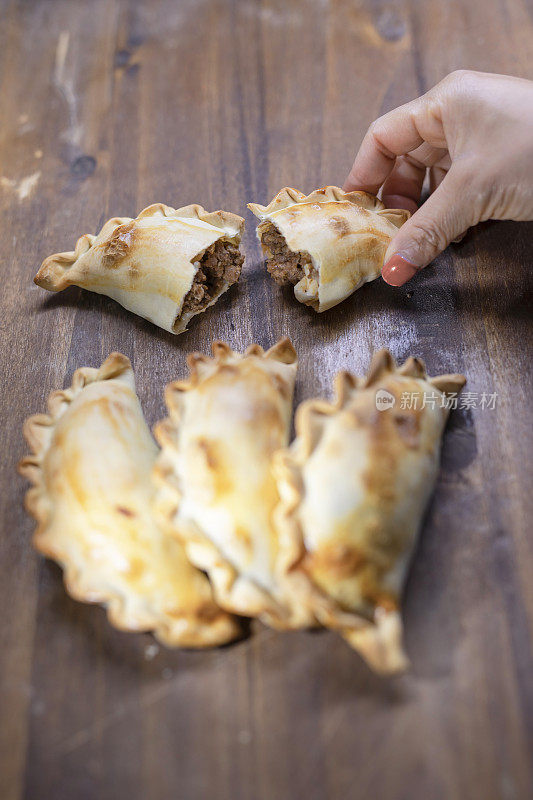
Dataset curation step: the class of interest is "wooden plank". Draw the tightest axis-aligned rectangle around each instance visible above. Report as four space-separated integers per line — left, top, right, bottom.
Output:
0 0 531 798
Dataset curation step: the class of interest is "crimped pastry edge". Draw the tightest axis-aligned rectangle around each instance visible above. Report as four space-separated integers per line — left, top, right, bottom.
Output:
153 338 315 630
272 349 466 673
18 352 241 648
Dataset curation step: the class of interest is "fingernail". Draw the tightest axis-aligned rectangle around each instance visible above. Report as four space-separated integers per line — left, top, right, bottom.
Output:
381 254 419 287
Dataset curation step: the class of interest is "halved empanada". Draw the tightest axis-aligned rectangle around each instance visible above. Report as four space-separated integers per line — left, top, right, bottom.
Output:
154 338 314 629
248 186 409 312
18 353 240 647
34 203 244 334
274 350 466 673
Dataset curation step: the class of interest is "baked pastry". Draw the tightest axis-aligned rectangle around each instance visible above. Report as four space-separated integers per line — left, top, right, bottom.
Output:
154 338 314 629
18 353 240 647
273 350 466 673
248 186 409 312
34 203 245 334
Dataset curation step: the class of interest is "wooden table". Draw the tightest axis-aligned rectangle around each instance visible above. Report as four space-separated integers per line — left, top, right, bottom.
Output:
1 1 532 798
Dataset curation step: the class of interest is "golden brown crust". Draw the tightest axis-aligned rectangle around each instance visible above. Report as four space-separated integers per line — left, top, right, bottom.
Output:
248 186 383 217
248 185 408 226
19 353 241 648
34 203 245 334
135 201 245 232
273 350 466 673
248 187 410 312
35 233 97 291
153 338 315 629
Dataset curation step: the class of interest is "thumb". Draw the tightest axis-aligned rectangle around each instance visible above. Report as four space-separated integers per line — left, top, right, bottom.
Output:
381 167 476 287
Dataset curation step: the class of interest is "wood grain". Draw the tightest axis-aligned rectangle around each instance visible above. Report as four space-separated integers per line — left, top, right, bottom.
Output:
0 1 532 798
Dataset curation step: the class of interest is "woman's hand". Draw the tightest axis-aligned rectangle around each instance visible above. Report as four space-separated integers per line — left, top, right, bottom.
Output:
343 70 533 286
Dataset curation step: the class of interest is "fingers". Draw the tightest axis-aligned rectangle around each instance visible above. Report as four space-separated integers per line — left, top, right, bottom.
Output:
372 142 450 213
429 165 447 194
343 90 450 194
380 156 426 213
428 164 465 244
343 99 426 193
414 146 451 172
381 167 477 286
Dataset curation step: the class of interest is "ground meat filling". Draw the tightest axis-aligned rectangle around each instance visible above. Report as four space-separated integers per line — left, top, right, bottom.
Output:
260 222 312 286
182 239 244 314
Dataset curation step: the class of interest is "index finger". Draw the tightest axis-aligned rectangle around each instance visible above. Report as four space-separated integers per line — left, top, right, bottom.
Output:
343 98 427 193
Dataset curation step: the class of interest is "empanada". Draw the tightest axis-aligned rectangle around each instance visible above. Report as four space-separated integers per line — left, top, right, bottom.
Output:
34 203 245 334
248 186 409 312
18 353 240 647
154 338 314 629
273 350 466 673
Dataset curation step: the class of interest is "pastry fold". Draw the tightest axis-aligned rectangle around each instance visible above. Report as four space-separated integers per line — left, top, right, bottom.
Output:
154 338 314 629
18 353 240 647
248 186 409 312
34 203 244 334
273 350 466 673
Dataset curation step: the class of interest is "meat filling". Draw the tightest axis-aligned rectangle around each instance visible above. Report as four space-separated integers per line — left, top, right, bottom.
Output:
182 239 244 314
260 222 313 286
